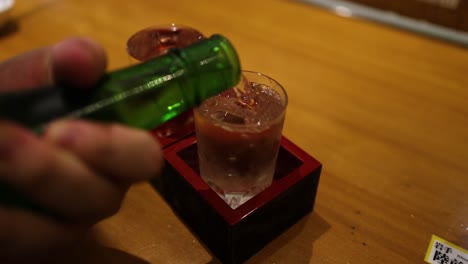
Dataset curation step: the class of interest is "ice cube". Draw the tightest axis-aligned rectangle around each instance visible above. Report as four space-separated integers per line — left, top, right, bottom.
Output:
211 111 245 124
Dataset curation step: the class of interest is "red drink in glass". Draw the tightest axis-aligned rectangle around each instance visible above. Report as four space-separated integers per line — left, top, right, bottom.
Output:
195 71 287 209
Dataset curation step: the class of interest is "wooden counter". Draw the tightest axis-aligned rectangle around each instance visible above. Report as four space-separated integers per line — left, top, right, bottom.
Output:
1 0 467 263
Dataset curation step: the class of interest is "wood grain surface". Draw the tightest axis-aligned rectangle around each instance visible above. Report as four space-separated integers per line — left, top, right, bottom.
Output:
1 0 467 263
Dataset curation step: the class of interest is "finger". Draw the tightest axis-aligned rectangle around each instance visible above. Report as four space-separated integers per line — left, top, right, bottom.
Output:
0 207 83 262
52 37 107 89
0 46 53 91
43 120 164 183
0 37 106 92
0 122 123 222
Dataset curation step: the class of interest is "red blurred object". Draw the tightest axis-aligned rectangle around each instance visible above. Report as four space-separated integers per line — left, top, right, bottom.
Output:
150 109 195 148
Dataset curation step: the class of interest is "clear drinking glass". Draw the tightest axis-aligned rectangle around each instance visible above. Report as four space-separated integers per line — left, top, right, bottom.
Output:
194 71 288 209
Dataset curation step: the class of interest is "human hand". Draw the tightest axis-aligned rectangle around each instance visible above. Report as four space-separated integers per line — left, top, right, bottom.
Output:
0 38 164 263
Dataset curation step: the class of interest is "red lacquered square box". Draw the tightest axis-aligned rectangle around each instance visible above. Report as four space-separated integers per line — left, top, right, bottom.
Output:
150 114 322 264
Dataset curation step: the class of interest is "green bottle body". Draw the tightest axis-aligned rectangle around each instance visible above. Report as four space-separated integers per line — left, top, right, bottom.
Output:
70 34 241 130
0 34 241 212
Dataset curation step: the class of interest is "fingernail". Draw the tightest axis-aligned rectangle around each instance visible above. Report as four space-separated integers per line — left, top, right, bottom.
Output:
45 120 82 147
52 37 106 89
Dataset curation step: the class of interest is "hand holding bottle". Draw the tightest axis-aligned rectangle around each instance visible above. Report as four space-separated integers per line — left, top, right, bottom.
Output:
0 37 164 262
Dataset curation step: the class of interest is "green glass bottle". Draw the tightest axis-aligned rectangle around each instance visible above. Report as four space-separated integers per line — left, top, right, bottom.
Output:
0 34 241 131
79 34 241 130
0 34 241 212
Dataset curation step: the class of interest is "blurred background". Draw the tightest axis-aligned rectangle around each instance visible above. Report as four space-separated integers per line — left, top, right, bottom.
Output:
0 1 467 263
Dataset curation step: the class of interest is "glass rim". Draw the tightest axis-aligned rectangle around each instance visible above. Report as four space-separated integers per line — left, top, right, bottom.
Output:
195 70 288 130
241 70 288 107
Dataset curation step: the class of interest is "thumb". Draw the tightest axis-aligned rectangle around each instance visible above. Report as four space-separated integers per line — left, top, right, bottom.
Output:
0 37 107 92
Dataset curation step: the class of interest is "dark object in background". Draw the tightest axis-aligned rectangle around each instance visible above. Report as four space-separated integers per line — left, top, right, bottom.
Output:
349 0 468 32
298 0 468 47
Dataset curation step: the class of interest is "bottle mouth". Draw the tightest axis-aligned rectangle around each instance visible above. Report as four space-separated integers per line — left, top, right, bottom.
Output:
178 34 242 106
214 34 242 86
